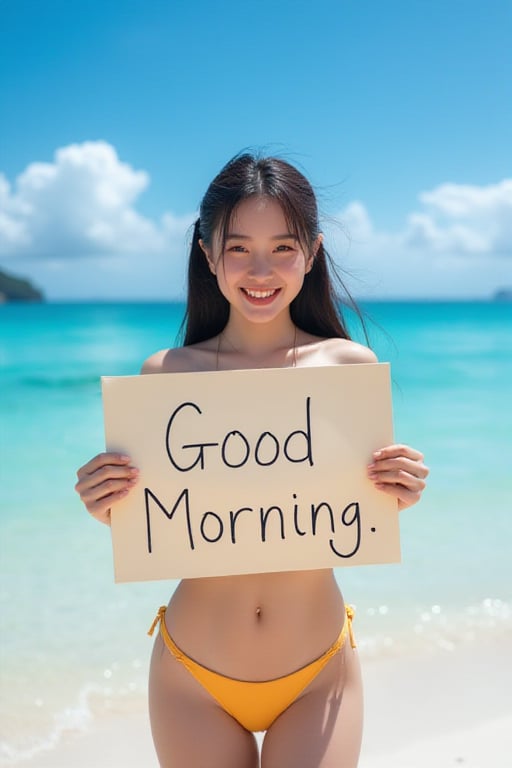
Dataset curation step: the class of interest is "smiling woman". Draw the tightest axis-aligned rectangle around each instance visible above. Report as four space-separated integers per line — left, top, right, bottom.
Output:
178 154 367 353
75 152 428 768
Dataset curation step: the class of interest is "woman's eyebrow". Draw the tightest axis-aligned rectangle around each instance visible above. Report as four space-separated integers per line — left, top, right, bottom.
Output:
225 233 298 240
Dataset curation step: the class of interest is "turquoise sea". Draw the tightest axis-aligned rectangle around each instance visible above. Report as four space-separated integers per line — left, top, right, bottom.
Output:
1 301 511 763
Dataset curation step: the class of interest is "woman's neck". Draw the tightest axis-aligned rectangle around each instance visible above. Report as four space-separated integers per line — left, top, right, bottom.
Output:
222 312 297 356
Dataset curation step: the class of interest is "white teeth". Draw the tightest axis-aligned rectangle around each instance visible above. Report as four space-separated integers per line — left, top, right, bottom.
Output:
244 289 277 298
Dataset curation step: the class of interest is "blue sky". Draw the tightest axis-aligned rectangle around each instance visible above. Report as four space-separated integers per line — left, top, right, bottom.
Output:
1 0 510 299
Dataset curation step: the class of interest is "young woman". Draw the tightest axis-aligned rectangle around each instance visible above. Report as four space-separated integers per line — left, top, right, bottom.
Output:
75 154 428 768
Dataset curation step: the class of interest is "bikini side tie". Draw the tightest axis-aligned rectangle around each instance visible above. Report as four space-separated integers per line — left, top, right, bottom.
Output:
345 604 356 649
148 605 166 637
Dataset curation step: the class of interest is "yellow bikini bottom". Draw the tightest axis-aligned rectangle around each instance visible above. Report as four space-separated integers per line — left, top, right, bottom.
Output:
148 604 355 733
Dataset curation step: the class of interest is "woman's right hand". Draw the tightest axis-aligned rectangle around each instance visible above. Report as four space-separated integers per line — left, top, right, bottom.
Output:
75 452 139 526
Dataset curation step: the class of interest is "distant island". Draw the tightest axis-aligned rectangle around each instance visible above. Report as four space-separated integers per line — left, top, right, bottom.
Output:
493 288 512 302
0 268 44 303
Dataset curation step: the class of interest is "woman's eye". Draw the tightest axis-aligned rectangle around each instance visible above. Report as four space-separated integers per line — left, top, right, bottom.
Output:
227 245 247 253
274 244 293 252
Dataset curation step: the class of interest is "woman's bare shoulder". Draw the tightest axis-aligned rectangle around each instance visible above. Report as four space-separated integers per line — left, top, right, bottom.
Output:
141 339 218 374
313 336 378 365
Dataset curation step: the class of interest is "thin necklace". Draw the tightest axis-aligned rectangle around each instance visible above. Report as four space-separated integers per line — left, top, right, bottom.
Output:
216 326 298 371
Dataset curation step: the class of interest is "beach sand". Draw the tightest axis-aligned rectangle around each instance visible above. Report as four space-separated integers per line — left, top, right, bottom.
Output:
20 635 511 767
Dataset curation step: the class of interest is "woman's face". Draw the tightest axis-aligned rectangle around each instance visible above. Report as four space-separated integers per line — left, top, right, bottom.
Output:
201 196 320 326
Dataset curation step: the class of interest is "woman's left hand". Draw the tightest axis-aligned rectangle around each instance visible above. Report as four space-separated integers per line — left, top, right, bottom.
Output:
367 444 429 511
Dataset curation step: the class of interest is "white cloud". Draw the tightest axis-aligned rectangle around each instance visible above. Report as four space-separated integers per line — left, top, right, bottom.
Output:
404 180 512 255
0 141 197 298
339 201 374 241
0 141 192 260
327 179 512 298
0 141 509 299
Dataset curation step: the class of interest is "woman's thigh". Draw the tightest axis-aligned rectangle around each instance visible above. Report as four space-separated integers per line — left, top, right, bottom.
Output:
149 636 259 768
261 643 363 768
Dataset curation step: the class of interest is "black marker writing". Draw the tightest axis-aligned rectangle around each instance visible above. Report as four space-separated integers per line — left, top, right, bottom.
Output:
329 502 361 559
145 488 361 559
165 397 313 472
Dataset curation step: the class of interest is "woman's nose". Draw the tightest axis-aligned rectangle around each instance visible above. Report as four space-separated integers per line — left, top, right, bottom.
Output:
247 251 273 278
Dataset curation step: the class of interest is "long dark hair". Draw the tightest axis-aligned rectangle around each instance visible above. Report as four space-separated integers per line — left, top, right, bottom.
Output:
180 153 363 345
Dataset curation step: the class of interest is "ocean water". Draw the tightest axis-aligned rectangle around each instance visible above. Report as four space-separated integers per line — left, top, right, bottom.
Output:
1 301 511 763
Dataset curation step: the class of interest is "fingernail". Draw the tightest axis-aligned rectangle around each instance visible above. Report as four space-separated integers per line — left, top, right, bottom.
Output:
373 450 382 458
368 472 377 479
367 463 376 470
120 454 131 461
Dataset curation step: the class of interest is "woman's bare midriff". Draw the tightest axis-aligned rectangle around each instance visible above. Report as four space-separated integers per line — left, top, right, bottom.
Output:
163 568 346 680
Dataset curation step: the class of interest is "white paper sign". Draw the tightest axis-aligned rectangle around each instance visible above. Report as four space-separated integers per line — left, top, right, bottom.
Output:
102 364 400 582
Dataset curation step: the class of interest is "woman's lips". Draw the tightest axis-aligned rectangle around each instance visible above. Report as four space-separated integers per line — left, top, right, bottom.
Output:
240 287 281 305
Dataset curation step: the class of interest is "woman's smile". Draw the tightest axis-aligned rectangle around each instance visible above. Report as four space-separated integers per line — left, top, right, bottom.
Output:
240 287 282 304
